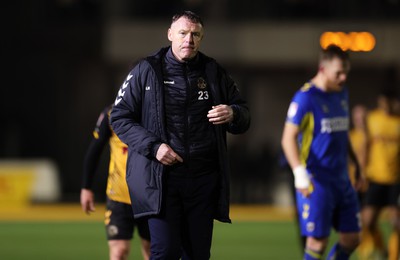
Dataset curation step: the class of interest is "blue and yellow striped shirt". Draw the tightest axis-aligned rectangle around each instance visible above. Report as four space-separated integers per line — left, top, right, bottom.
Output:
286 83 350 178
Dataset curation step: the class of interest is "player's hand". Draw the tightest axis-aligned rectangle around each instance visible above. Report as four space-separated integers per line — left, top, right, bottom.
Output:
207 104 234 125
156 143 183 166
354 171 368 192
80 188 95 215
297 184 313 198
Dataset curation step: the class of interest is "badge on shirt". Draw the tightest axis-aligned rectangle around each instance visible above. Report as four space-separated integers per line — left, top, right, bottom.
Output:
197 77 207 89
287 102 298 118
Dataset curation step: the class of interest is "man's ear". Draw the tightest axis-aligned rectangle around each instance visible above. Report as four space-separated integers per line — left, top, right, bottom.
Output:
167 28 172 41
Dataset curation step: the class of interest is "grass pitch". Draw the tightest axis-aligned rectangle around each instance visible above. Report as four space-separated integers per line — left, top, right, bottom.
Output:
0 204 391 259
0 221 304 259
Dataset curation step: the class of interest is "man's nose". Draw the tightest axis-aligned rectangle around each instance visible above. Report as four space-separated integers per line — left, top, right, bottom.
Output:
185 33 194 43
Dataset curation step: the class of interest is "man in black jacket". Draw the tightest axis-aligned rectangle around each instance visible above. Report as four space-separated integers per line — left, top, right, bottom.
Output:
110 10 250 260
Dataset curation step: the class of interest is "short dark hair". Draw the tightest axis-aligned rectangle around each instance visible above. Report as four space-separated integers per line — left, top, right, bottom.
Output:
171 11 204 27
320 44 350 62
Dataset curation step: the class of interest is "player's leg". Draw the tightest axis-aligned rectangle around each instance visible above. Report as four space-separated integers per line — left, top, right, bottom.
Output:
387 183 400 260
387 207 400 260
304 236 329 260
326 178 361 260
388 234 399 260
360 206 386 259
326 232 360 260
108 240 131 260
358 182 387 258
105 199 134 260
296 179 332 259
136 217 151 260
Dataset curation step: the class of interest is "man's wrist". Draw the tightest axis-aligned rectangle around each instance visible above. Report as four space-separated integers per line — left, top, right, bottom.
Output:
292 165 310 189
152 143 162 158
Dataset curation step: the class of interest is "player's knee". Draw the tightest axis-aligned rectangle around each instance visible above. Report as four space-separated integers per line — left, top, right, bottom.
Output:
389 214 400 231
348 237 361 251
362 219 378 232
110 243 130 260
306 237 329 252
393 221 400 232
111 248 130 260
340 234 360 251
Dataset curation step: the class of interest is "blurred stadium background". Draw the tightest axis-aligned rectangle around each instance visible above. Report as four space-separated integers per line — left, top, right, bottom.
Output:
1 1 399 259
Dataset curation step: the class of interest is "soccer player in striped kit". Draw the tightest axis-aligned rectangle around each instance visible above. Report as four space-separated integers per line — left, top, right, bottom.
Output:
81 105 151 260
359 91 400 260
281 45 363 260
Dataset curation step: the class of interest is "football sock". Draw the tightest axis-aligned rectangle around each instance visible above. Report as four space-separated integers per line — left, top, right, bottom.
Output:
358 226 386 258
388 231 399 260
373 227 386 252
357 228 375 258
326 243 351 260
304 247 323 260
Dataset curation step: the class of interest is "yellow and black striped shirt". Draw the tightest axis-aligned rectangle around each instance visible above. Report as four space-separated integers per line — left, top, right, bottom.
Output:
82 106 131 204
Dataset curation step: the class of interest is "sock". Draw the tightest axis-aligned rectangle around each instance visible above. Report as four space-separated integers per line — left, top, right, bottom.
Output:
326 243 351 260
388 231 399 260
373 227 386 252
358 226 386 258
357 228 375 258
304 248 323 260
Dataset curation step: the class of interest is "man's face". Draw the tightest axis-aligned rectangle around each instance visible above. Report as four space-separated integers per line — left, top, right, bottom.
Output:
321 57 350 92
168 16 204 62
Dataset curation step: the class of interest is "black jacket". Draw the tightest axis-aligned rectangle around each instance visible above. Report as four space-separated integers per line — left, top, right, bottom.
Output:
110 47 250 223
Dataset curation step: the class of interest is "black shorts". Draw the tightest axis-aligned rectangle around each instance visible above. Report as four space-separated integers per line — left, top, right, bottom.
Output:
363 182 400 207
105 198 150 241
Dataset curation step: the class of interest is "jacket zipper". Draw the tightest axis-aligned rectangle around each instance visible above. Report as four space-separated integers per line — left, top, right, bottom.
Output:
184 64 190 164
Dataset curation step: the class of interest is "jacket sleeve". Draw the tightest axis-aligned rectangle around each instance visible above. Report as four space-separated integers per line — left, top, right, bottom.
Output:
110 62 162 158
221 70 251 134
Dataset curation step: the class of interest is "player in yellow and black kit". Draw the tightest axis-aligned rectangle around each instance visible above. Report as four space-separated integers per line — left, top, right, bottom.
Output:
348 105 368 189
358 91 400 260
81 105 150 260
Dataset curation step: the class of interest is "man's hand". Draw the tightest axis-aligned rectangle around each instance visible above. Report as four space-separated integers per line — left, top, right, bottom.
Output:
80 188 95 215
156 143 183 166
353 169 368 192
207 105 234 125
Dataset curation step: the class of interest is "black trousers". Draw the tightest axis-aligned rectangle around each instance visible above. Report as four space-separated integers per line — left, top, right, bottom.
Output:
148 172 219 260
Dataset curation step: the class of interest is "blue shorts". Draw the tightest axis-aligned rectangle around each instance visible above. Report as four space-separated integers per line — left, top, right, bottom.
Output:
296 174 361 238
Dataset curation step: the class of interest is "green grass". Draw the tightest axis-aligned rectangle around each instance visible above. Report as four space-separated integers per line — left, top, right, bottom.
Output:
0 221 391 259
0 222 109 259
212 221 303 259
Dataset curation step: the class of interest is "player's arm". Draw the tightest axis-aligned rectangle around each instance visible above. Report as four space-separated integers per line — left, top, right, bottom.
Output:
281 122 311 197
81 108 111 214
348 135 367 191
364 112 372 176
